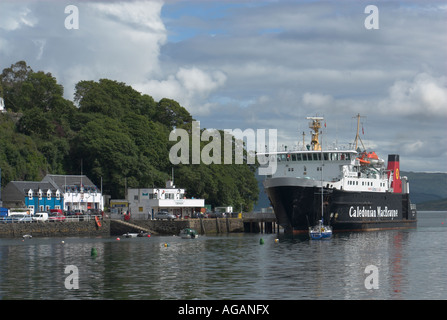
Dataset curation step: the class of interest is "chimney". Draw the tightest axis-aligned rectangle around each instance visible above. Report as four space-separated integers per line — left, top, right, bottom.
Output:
387 154 402 193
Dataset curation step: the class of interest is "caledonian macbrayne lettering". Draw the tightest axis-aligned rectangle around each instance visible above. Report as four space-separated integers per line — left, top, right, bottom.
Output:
349 206 398 218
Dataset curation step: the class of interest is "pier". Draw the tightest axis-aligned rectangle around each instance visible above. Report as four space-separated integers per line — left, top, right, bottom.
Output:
0 212 279 238
242 212 279 234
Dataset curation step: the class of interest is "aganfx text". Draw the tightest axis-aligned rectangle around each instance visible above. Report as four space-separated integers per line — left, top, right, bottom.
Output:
178 304 269 317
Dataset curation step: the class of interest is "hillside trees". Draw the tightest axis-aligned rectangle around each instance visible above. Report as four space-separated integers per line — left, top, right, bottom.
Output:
0 61 259 210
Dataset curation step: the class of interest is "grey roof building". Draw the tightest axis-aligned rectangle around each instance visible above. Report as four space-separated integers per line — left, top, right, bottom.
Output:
1 180 63 212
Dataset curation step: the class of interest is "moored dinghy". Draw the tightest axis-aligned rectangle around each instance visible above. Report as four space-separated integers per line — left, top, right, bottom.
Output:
180 228 198 239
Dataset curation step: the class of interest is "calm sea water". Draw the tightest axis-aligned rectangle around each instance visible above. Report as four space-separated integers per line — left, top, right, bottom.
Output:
0 211 445 300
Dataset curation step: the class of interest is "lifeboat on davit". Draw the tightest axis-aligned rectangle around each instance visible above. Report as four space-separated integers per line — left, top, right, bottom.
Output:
357 151 383 166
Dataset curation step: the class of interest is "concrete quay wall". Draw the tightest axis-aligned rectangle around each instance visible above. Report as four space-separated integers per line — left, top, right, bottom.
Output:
111 218 245 236
0 220 110 238
0 218 245 238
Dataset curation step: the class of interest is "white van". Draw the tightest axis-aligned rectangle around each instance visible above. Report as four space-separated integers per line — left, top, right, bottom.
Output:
33 212 49 222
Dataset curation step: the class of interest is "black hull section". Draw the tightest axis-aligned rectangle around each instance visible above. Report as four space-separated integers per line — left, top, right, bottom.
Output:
265 185 417 234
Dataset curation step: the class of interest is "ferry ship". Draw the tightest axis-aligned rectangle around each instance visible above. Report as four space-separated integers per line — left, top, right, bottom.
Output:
259 114 417 234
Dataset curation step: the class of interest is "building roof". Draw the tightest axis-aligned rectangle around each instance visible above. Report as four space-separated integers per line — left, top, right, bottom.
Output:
2 181 61 201
42 174 98 190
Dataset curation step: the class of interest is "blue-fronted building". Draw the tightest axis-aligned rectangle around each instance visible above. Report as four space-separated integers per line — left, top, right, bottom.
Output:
2 181 63 214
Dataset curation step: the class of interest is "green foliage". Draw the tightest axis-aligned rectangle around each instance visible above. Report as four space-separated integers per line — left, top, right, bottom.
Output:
0 114 47 183
0 61 259 210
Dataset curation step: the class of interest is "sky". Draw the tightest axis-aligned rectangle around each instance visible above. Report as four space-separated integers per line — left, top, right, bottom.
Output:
0 0 446 172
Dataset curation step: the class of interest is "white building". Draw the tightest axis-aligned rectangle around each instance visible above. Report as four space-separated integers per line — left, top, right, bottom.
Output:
42 174 104 212
127 180 204 219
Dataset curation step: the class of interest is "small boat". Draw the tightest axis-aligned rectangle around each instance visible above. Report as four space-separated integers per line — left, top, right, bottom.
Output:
22 234 32 239
309 220 332 240
137 231 150 237
180 228 198 239
94 216 102 227
123 232 138 238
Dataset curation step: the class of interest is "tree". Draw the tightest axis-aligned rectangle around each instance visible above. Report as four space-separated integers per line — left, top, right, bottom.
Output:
0 61 33 112
0 61 260 211
153 98 194 129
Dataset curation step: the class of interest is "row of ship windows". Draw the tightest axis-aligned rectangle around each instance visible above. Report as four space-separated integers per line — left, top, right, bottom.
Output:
278 152 352 162
286 166 322 172
347 181 387 187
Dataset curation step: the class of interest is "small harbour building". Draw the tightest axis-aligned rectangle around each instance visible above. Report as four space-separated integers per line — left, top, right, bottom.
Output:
127 180 205 219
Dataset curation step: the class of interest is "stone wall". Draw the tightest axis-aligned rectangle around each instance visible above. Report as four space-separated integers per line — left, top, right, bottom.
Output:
0 218 246 238
0 220 110 238
110 218 244 236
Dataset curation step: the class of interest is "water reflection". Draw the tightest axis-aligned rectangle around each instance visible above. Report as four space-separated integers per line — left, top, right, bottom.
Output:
0 213 446 299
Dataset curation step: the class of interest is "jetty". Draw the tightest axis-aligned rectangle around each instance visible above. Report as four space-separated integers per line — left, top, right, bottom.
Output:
0 212 279 238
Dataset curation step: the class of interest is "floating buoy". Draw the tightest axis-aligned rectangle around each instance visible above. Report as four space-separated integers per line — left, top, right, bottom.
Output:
116 237 120 241
91 248 97 256
147 234 151 238
274 238 279 243
61 240 65 244
259 238 264 245
164 243 170 247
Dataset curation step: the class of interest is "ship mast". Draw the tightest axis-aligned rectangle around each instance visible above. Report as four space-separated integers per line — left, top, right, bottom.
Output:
353 113 366 151
306 116 324 151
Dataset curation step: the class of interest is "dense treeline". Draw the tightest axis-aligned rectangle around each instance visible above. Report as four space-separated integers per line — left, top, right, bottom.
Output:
0 61 258 211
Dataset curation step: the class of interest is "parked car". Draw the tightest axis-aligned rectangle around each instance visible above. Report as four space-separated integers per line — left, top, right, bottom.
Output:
154 211 176 221
73 209 84 216
208 211 224 218
65 210 76 216
33 212 49 222
49 212 66 222
2 214 33 223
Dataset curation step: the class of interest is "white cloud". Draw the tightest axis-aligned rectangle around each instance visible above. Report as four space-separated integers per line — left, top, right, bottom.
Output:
302 93 334 108
1 0 446 171
140 66 227 115
378 73 447 117
0 5 37 31
0 1 167 100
